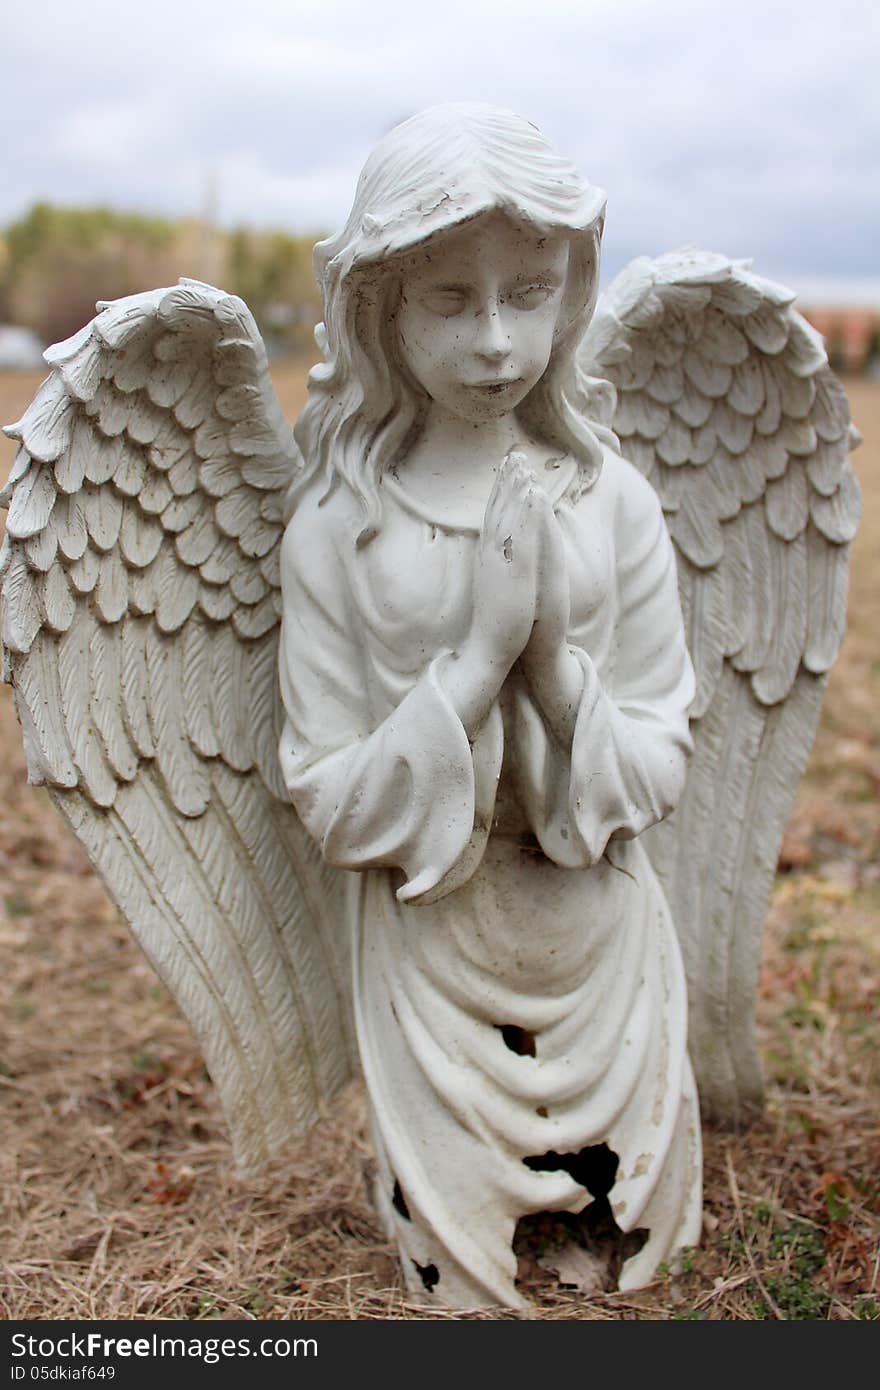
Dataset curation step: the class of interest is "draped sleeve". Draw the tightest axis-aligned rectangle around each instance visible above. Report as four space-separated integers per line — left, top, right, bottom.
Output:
277 487 502 904
511 458 695 867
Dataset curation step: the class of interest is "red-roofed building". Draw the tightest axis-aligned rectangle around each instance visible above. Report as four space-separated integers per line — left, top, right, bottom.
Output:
798 305 880 372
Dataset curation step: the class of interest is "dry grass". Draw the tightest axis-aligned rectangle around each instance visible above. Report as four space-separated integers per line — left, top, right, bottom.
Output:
0 364 877 1321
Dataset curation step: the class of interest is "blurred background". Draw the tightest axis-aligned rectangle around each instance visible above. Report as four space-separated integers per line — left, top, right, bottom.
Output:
0 0 877 1321
1 0 878 365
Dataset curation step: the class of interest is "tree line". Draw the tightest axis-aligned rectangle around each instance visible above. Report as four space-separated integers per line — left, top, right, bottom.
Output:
0 204 323 354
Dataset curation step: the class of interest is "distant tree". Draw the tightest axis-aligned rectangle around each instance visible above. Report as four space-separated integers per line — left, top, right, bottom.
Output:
1 204 322 355
2 204 188 344
227 227 322 352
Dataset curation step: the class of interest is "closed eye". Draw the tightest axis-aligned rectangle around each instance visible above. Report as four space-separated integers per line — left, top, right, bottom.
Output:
419 286 469 317
505 283 557 310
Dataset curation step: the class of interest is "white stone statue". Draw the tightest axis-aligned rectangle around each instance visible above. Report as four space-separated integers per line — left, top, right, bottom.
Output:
0 104 861 1308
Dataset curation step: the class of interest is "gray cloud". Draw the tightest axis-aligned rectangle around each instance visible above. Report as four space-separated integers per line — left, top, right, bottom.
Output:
3 0 878 285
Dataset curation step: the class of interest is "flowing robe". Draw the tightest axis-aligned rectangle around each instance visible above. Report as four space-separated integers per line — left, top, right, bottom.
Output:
278 449 702 1307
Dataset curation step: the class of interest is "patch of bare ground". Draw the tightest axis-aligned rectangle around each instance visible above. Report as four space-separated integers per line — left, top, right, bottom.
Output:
0 367 877 1320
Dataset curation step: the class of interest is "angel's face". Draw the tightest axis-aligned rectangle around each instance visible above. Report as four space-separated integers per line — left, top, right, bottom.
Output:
395 211 569 425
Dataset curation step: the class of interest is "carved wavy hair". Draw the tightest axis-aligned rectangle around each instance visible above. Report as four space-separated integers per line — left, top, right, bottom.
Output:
292 102 619 539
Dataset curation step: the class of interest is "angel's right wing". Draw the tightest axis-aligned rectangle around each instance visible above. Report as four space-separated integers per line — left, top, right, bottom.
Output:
1 281 356 1173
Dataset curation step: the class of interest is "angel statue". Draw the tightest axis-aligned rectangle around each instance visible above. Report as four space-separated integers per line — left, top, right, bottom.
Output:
0 103 861 1309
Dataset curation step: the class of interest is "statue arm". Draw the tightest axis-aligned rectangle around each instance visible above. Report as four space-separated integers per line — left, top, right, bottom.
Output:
512 466 695 867
277 498 502 903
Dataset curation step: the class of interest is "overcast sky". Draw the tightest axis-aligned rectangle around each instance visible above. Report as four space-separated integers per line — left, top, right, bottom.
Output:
3 0 878 294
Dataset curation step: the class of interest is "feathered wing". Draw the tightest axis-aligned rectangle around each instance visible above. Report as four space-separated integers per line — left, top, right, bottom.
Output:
580 250 861 1122
0 280 356 1172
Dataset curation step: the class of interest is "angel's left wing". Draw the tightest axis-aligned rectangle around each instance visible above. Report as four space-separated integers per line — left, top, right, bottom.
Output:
580 251 861 1123
1 280 356 1173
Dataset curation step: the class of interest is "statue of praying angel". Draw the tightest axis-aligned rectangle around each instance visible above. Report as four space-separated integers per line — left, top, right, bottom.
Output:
0 103 861 1308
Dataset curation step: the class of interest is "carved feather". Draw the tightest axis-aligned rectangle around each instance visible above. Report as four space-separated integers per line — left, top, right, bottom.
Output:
193 413 231 461
111 331 159 395
2 550 43 653
199 584 238 622
248 631 288 801
230 563 269 606
752 530 807 705
90 380 135 439
120 616 155 758
148 415 193 471
161 493 203 534
784 316 827 376
811 372 851 443
765 460 809 541
68 547 99 595
38 563 76 634
0 446 32 505
54 418 87 493
173 362 215 432
153 546 200 633
673 375 714 429
9 374 72 462
728 357 764 416
200 457 243 498
670 487 724 569
807 436 849 497
756 359 783 434
6 462 56 540
656 415 693 467
113 446 148 498
90 623 139 781
25 525 58 573
120 505 163 568
238 515 282 560
210 624 253 773
232 594 280 640
168 451 200 496
810 466 862 543
683 563 726 718
804 522 850 675
779 369 815 420
182 618 221 758
138 470 174 515
95 550 129 624
126 398 168 447
144 624 210 816
699 308 749 366
742 302 788 355
12 642 78 787
729 502 774 674
683 350 732 399
175 510 220 568
258 546 281 591
83 484 123 552
57 616 117 807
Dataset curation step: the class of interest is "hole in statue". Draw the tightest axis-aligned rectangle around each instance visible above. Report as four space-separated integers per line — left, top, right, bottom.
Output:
496 1023 537 1057
514 1142 648 1292
392 1178 411 1221
413 1260 440 1292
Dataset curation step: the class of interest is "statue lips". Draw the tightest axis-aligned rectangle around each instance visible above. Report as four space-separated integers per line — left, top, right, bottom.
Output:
468 377 524 394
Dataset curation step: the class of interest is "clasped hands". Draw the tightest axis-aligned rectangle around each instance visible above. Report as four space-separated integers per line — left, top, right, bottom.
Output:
442 452 579 740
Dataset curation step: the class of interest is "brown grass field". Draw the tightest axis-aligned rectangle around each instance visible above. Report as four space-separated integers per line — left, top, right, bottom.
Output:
0 362 877 1321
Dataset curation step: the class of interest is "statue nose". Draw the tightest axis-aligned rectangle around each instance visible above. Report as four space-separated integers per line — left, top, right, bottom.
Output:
475 304 512 361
